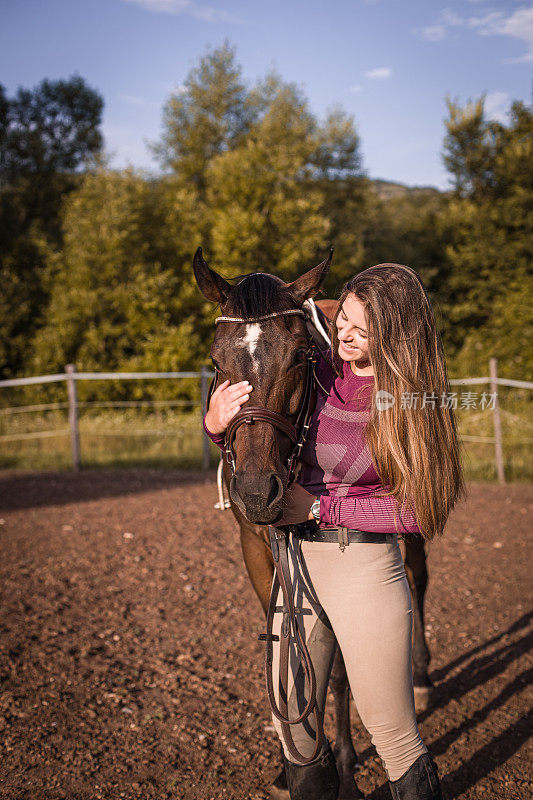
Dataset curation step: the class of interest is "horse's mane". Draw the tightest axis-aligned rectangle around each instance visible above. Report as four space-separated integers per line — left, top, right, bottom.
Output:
228 273 297 318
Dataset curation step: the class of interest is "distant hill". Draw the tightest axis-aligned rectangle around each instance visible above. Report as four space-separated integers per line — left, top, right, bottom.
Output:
369 178 448 201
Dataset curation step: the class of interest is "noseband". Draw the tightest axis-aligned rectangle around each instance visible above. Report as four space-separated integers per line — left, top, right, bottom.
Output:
211 309 317 486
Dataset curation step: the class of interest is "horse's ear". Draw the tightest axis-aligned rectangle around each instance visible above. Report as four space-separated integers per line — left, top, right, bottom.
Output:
192 247 231 304
287 248 334 305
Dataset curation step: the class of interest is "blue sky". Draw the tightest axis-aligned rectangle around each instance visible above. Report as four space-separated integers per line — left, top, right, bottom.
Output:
1 0 531 189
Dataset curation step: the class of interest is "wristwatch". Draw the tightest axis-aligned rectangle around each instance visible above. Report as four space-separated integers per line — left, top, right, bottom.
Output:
310 498 321 523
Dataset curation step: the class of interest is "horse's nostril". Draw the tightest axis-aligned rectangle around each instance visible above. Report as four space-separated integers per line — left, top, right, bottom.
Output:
267 475 284 508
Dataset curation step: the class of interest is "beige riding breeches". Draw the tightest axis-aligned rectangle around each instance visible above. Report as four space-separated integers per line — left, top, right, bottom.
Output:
269 531 428 782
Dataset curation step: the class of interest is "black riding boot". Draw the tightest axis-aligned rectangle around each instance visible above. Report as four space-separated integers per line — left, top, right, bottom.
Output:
283 744 339 800
388 753 443 800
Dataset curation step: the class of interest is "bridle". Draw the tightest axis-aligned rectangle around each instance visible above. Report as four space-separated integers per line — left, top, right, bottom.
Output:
210 308 318 487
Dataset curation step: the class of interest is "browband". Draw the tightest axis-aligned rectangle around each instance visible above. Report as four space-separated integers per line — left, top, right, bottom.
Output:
215 309 306 325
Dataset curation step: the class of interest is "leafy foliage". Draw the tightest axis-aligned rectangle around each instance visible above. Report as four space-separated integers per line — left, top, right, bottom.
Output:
1 48 530 403
150 41 255 197
30 170 207 399
440 99 532 377
0 76 103 379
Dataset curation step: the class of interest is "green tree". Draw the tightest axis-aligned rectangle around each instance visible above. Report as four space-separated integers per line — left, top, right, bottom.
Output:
31 169 206 398
362 187 451 297
440 98 532 377
152 47 370 288
442 95 497 200
310 108 369 289
0 75 103 378
0 74 104 240
151 41 255 196
206 78 330 279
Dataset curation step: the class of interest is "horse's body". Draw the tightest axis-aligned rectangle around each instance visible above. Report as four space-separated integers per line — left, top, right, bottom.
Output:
193 250 433 800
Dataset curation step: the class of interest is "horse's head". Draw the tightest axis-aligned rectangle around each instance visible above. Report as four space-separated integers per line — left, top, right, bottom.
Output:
193 248 332 525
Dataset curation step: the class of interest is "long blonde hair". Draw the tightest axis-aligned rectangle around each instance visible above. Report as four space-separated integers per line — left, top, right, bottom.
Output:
331 263 466 540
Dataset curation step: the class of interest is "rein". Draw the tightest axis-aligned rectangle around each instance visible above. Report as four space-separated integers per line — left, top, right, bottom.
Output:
209 304 328 764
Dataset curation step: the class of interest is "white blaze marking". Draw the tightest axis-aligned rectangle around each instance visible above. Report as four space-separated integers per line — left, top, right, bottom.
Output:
239 323 262 371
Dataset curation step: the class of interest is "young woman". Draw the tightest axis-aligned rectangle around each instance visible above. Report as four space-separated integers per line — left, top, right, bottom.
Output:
204 263 466 800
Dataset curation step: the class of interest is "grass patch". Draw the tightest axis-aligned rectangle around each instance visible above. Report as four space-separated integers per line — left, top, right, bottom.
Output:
0 389 531 480
0 407 221 471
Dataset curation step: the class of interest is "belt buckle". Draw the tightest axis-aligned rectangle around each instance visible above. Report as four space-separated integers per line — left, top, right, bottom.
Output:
337 526 349 552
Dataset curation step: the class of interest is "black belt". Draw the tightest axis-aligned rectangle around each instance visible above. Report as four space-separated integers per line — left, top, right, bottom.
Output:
292 523 395 551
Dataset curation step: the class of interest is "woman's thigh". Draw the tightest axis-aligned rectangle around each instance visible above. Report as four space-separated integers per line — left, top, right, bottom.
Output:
300 538 420 752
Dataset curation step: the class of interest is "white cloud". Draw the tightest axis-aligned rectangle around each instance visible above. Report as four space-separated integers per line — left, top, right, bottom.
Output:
474 5 533 63
125 0 190 11
466 10 511 33
440 8 463 27
414 4 533 62
419 25 446 42
364 67 392 79
122 0 241 23
484 90 511 122
349 84 363 93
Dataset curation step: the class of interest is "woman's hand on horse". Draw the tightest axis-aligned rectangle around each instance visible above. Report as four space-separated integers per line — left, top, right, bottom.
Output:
204 379 253 435
276 483 317 526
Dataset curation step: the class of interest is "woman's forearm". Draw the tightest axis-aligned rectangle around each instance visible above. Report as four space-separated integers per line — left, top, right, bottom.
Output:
321 493 421 534
203 414 225 451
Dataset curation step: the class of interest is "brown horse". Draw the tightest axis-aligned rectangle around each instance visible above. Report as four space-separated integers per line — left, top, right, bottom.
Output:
193 249 432 800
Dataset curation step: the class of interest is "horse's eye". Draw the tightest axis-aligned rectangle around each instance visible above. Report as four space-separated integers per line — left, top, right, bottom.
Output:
293 348 307 365
211 357 221 371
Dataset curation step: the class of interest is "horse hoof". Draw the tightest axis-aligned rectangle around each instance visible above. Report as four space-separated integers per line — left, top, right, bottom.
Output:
414 685 433 713
269 766 289 799
268 787 289 800
338 778 366 799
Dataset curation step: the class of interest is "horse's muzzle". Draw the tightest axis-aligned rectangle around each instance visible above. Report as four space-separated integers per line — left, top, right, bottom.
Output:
230 470 285 525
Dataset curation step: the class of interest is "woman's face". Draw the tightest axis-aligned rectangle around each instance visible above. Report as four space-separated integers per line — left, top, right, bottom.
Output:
335 293 371 367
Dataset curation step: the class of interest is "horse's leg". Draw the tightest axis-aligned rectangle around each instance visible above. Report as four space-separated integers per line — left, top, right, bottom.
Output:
238 520 273 614
400 537 433 712
330 645 364 799
228 498 289 797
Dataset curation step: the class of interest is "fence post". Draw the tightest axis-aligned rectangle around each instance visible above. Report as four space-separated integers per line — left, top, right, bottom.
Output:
489 357 505 485
200 365 210 471
65 364 81 471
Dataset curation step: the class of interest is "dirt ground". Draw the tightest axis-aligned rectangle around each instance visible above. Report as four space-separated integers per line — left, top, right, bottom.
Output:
0 470 531 800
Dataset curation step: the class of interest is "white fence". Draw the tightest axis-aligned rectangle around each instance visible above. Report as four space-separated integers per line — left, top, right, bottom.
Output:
1 359 532 482
0 365 215 471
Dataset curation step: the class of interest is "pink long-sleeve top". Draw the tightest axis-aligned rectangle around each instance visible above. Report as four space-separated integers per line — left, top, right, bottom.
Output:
204 350 422 535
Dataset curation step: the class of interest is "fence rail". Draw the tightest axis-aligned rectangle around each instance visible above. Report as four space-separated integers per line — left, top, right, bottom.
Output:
0 365 215 471
0 371 204 387
1 360 531 481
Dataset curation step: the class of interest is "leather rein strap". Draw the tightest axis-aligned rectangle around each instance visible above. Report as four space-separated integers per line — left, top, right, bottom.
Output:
261 525 325 764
